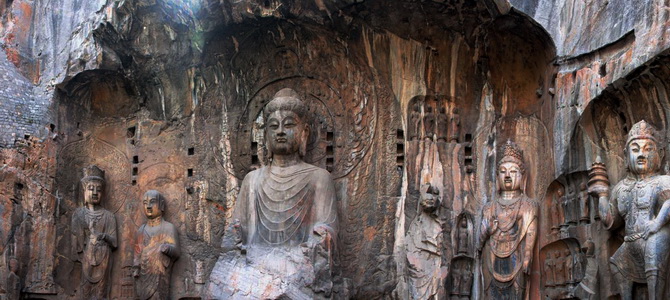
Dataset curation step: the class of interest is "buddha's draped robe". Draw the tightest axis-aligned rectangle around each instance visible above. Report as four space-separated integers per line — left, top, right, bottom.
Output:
133 219 180 300
71 207 117 299
235 162 338 247
206 162 339 299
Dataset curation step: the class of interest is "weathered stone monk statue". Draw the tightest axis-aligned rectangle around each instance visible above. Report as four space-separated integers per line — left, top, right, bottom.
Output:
133 190 180 300
206 88 340 299
71 165 117 300
588 120 670 300
478 140 538 299
405 184 443 299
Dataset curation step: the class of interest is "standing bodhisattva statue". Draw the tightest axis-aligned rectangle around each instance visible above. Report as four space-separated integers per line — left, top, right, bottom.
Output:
588 120 670 300
478 140 538 299
71 165 117 299
206 88 340 299
133 190 180 300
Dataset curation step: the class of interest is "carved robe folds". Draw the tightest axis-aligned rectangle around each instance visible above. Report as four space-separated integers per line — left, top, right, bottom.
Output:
607 176 670 282
71 207 117 299
405 206 442 299
480 195 537 299
206 163 339 299
133 220 180 300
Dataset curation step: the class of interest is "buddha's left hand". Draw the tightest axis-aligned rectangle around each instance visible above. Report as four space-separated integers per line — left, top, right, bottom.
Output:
642 219 662 240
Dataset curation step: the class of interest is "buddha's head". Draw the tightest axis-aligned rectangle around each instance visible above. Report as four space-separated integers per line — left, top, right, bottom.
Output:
142 190 165 219
626 120 663 175
81 165 105 206
420 184 440 213
497 140 526 192
264 88 311 159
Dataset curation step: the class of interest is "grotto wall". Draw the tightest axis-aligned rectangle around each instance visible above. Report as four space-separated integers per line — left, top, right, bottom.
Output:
0 0 670 299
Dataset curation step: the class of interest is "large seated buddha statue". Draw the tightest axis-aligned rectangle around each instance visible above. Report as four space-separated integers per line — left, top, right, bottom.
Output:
206 88 341 299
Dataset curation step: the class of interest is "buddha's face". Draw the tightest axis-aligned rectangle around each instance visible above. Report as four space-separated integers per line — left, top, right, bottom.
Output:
497 161 523 192
627 138 661 175
420 192 438 213
143 193 163 219
266 110 308 156
84 181 103 205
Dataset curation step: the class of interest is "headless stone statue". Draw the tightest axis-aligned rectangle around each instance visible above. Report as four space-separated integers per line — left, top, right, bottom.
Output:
206 88 340 299
133 190 180 300
589 120 670 300
71 165 117 300
478 140 538 299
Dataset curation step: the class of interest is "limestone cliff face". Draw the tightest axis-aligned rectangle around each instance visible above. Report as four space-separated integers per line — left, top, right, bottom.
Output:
0 0 668 299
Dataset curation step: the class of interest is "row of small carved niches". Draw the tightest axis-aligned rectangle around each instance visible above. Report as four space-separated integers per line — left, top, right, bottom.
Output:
540 172 602 299
540 238 596 300
407 95 463 142
543 172 598 243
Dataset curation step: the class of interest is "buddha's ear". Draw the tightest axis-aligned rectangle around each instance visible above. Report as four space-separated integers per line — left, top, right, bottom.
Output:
299 126 309 157
523 173 529 195
159 193 166 212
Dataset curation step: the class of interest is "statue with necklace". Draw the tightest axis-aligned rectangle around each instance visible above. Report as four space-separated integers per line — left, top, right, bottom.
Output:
478 140 538 299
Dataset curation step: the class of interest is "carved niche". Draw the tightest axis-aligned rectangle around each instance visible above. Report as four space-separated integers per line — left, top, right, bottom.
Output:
540 240 588 299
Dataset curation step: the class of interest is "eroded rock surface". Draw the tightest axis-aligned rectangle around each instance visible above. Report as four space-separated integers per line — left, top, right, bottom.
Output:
1 0 670 299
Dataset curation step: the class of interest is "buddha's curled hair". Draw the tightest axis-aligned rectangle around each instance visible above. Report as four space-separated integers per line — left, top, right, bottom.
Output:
264 88 311 123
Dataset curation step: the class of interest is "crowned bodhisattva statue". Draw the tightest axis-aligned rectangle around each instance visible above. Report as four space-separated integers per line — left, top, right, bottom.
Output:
71 165 118 299
478 141 538 299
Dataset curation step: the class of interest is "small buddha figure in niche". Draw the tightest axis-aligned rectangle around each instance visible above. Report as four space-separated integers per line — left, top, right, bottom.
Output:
71 165 117 300
409 103 422 141
564 249 574 285
205 88 339 299
554 251 565 286
566 185 578 225
459 262 473 299
579 182 590 223
588 120 670 300
478 140 538 299
450 267 462 298
5 257 20 300
544 251 555 287
133 190 180 300
406 184 443 299
550 195 561 233
457 217 469 255
424 106 436 141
